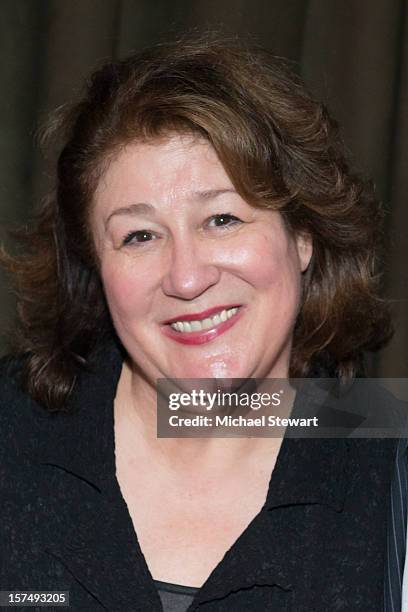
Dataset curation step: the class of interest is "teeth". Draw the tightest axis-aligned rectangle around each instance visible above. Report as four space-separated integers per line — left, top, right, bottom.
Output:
170 307 239 333
212 314 221 326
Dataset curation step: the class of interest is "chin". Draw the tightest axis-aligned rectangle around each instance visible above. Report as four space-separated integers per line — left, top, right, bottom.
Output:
171 356 252 381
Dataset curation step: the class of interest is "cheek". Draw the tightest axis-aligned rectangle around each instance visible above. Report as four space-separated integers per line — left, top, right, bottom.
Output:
241 233 303 329
100 258 154 320
226 232 298 289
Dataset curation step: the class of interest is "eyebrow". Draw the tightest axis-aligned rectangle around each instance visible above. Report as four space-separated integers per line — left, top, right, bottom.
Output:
104 188 237 227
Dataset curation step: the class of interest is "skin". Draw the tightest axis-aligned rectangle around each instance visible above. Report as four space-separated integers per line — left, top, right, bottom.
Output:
90 133 313 586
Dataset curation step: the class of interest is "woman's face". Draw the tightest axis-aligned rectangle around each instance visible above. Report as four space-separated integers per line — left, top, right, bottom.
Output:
91 134 312 384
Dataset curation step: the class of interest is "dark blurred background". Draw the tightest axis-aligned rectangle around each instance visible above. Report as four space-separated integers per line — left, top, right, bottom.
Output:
0 0 407 375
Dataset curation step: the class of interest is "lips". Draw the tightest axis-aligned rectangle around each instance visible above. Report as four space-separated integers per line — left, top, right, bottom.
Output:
161 304 242 326
160 305 244 345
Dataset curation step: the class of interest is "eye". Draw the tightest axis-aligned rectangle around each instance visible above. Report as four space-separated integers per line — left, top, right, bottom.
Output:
207 213 242 229
122 230 157 246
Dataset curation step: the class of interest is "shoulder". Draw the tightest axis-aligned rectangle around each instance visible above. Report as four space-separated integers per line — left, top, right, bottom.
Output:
0 352 48 462
0 352 35 419
0 338 123 462
0 351 56 415
340 378 406 472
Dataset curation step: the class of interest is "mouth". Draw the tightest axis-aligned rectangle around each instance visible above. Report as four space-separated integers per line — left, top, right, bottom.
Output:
160 305 244 345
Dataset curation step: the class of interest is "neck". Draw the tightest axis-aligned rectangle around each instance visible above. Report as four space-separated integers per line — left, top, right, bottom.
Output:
113 358 285 473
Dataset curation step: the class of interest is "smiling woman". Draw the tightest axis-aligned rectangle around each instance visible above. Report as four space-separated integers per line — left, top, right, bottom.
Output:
0 34 397 611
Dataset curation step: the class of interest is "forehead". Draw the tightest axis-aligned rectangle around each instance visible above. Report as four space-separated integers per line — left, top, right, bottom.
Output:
93 133 232 208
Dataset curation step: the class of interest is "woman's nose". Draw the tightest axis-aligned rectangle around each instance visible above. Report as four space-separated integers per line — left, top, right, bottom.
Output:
161 235 221 300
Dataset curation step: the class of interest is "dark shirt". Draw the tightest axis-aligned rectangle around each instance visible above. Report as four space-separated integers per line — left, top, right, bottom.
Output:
0 336 398 610
155 581 198 612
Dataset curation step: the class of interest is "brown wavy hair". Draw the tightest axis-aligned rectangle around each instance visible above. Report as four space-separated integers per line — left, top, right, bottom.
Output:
0 33 392 411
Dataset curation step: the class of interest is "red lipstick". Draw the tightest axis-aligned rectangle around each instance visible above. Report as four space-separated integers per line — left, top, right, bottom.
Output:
161 304 241 325
160 305 244 345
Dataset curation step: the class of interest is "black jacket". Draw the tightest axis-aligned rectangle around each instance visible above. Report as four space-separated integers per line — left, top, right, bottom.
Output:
0 338 398 611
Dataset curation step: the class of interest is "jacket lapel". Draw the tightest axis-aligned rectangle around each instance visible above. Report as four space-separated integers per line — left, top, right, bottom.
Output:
191 436 351 607
37 464 161 610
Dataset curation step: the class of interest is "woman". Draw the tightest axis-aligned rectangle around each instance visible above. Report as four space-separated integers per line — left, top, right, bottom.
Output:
0 35 397 610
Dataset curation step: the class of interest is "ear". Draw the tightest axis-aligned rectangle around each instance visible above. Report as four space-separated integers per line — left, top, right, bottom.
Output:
295 232 313 273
